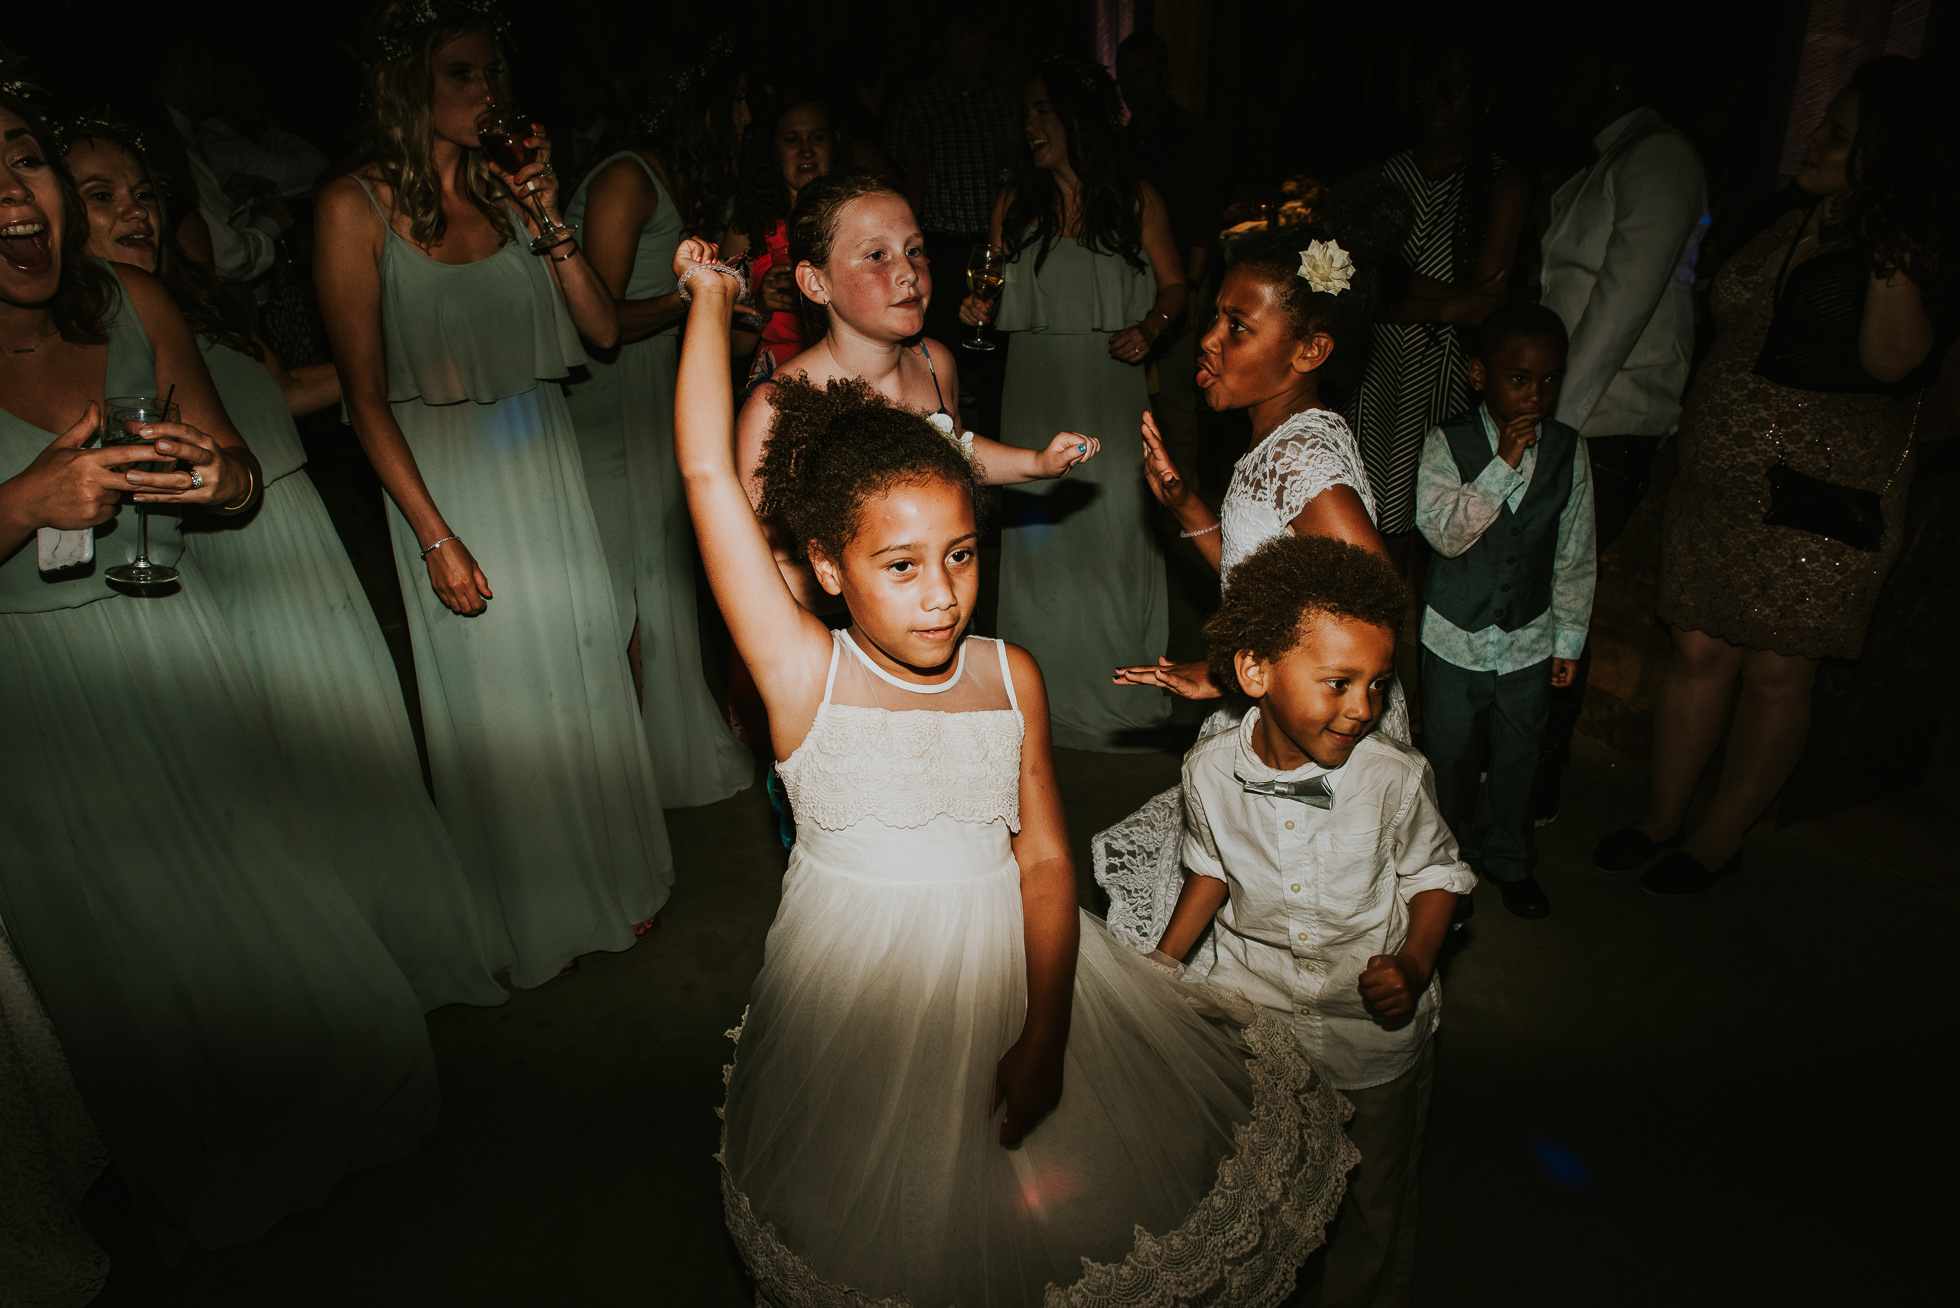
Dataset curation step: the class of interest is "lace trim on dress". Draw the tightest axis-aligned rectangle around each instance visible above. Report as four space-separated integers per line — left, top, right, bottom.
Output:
718 992 1357 1308
776 704 1025 833
1220 410 1375 577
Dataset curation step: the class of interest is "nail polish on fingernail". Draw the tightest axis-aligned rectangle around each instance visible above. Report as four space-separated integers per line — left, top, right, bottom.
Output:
154 441 172 452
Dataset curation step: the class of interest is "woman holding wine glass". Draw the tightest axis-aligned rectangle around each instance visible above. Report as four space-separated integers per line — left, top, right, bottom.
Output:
958 57 1188 751
315 1 673 986
561 48 755 809
64 121 507 1010
0 90 439 1251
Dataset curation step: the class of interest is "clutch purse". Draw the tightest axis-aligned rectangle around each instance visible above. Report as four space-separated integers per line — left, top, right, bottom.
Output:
1760 400 1916 554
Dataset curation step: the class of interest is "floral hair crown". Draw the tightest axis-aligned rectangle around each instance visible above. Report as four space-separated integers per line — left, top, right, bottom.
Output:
1041 55 1123 128
57 111 150 160
359 0 511 68
632 33 738 139
0 47 48 109
1296 239 1355 296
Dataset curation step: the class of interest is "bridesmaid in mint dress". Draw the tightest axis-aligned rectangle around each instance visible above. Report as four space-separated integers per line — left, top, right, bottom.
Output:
1 94 438 1250
63 127 508 1011
968 60 1190 751
316 15 671 987
565 142 752 807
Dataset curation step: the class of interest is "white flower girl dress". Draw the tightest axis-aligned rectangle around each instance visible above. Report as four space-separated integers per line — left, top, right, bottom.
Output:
720 629 1356 1307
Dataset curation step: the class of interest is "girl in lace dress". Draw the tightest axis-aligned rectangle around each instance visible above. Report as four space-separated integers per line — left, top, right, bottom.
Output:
1105 225 1411 957
673 237 1355 1307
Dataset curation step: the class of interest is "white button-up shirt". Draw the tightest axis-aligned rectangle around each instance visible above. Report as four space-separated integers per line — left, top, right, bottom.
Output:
1181 711 1475 1090
1540 106 1708 438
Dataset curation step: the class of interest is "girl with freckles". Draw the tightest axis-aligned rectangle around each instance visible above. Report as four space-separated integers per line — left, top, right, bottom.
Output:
0 91 437 1251
314 0 671 986
674 237 1352 1306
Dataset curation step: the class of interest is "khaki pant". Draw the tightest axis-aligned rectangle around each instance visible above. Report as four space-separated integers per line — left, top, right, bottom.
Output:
1294 1041 1435 1308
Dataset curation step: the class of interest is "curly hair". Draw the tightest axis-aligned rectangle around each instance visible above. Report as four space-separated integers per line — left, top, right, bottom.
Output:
1842 55 1952 279
1002 58 1144 275
0 93 115 346
1225 198 1396 404
1470 300 1568 362
1204 536 1406 696
786 171 909 346
754 374 988 566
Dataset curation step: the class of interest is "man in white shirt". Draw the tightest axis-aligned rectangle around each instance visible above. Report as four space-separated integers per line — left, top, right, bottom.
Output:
1534 41 1708 821
154 39 292 288
1154 535 1474 1308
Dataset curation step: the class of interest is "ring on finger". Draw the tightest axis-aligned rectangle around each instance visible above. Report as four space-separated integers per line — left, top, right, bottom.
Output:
189 468 204 489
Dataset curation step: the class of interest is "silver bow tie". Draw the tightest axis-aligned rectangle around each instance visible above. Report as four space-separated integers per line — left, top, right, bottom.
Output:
1240 776 1334 808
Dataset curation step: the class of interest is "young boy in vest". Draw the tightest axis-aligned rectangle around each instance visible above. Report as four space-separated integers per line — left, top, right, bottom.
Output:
1156 535 1475 1308
1415 303 1595 920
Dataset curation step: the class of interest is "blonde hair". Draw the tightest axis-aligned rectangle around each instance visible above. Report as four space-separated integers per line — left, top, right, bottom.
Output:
359 1 513 249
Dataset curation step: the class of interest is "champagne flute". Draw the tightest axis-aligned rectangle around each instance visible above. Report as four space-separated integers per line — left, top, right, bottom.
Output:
964 244 1006 352
100 396 180 591
477 107 577 255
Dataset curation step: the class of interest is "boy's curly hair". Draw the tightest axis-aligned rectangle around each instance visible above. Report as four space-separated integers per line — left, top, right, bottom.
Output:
1204 536 1407 695
754 374 989 565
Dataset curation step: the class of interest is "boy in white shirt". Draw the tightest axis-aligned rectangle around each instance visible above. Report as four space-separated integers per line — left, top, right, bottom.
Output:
1155 535 1474 1308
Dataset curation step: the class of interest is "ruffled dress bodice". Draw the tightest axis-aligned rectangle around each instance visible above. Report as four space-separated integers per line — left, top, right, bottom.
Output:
1220 409 1376 579
357 180 585 405
199 336 306 482
995 235 1156 335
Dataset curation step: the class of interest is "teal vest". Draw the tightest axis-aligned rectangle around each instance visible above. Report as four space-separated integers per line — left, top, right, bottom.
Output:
1424 408 1579 634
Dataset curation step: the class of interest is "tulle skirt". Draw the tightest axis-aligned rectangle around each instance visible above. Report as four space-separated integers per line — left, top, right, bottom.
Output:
720 818 1356 1307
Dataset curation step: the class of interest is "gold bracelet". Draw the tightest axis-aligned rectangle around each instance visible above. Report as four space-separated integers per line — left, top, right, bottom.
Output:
216 466 256 514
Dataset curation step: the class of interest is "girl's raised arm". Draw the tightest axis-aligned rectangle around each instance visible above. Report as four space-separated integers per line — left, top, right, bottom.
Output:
673 239 834 744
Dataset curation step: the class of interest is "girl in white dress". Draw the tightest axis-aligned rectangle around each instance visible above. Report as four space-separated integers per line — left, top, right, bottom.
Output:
673 237 1355 1307
1103 225 1411 957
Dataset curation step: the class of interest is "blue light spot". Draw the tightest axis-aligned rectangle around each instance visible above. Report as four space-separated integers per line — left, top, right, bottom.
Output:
1530 1131 1597 1194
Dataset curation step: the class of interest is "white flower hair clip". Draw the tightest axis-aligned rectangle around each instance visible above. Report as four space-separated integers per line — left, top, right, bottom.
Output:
1296 239 1355 296
927 412 976 457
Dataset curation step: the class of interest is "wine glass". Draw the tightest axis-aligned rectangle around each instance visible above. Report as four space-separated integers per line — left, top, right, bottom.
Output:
963 244 1007 352
100 396 180 592
477 107 577 255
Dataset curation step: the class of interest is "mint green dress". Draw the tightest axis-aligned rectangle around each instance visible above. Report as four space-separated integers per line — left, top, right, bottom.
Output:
357 182 673 988
0 267 438 1250
565 152 753 807
184 337 508 1009
994 237 1169 751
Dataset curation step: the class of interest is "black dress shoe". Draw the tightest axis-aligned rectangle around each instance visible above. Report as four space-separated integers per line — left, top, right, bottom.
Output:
1639 850 1743 896
1592 824 1683 872
1496 876 1551 918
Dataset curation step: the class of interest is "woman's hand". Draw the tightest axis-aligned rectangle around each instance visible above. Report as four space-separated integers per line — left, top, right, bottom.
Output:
958 294 995 327
8 405 128 532
1036 431 1098 478
1140 411 1191 511
423 537 494 617
487 123 563 232
1111 658 1221 699
1107 322 1155 365
122 418 250 509
993 1030 1064 1146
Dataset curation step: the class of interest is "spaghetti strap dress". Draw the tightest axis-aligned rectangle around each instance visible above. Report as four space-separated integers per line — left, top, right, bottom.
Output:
993 236 1169 751
0 265 439 1250
565 151 753 807
720 630 1355 1307
355 179 673 987
183 336 508 1008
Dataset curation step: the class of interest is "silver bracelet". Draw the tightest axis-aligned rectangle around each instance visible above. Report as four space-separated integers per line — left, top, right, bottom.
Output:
677 260 750 304
420 535 459 558
1178 522 1220 538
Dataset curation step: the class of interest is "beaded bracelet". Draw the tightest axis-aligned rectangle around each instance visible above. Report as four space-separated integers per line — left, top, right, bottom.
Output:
677 260 750 304
1178 522 1220 538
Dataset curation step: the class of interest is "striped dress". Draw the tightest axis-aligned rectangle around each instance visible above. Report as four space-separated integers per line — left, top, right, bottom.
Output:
1351 149 1500 534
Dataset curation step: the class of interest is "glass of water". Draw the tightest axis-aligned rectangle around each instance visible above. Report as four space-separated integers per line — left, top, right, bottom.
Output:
100 396 181 591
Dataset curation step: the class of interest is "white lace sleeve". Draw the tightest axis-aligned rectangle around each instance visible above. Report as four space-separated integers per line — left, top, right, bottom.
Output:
1263 410 1376 528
